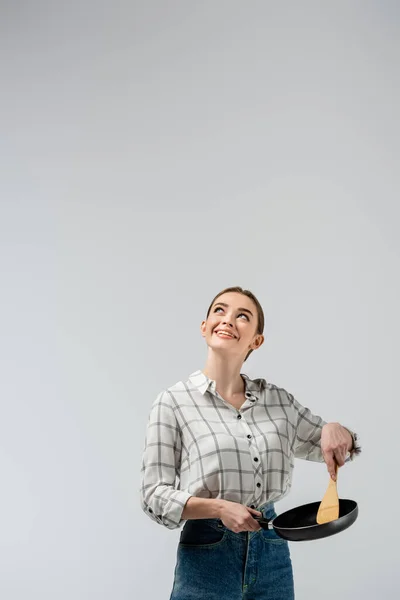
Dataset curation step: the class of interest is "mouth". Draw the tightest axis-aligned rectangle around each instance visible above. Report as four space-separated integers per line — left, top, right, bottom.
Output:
214 330 237 340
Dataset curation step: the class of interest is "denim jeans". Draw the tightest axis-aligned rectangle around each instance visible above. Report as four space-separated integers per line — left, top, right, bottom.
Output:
169 502 294 600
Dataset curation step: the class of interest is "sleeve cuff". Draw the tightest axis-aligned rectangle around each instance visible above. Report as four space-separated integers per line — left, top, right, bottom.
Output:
344 429 361 462
143 490 193 530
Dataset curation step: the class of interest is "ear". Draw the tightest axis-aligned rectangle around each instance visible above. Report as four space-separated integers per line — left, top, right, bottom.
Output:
251 334 264 350
200 320 207 337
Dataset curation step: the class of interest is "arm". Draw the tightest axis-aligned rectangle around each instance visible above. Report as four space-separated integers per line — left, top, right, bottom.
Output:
139 391 193 530
288 392 361 469
181 496 224 520
289 392 327 462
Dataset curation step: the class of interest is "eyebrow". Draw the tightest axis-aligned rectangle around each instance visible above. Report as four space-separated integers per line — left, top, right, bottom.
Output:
213 302 254 317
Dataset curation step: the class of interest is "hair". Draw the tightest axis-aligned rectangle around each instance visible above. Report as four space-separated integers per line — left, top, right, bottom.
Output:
205 286 265 362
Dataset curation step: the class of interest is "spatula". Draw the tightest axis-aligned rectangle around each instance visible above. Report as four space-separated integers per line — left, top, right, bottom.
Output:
316 462 339 524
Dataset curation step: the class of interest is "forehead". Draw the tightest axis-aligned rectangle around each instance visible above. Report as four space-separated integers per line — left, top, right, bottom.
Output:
212 292 256 311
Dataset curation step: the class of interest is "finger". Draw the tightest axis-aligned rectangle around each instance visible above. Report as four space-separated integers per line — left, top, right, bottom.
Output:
331 460 340 480
334 449 346 467
247 507 262 515
324 452 336 480
247 513 262 531
247 510 262 522
336 455 345 467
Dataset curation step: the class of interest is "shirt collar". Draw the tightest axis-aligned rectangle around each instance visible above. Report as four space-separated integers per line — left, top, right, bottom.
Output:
188 369 263 400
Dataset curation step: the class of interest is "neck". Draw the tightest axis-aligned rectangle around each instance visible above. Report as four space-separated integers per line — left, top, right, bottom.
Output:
202 353 245 397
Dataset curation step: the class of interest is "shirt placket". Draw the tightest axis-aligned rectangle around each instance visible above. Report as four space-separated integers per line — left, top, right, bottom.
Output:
216 390 264 508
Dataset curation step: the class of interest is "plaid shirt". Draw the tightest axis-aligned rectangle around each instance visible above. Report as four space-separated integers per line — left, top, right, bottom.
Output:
139 369 360 530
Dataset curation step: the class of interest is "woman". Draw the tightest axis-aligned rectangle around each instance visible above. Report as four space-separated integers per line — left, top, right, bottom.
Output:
140 286 360 600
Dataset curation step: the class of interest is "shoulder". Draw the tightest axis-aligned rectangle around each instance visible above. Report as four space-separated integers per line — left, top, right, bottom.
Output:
165 376 193 400
243 373 293 398
151 376 190 410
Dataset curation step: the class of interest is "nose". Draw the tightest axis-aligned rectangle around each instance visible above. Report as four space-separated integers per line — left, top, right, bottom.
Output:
221 317 234 328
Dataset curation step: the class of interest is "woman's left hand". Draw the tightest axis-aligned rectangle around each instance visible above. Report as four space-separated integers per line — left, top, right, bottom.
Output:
321 423 353 480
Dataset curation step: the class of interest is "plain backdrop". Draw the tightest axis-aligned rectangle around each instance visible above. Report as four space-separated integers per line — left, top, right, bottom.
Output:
1 1 399 598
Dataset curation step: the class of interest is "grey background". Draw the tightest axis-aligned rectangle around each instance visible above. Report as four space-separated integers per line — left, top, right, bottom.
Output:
1 1 399 598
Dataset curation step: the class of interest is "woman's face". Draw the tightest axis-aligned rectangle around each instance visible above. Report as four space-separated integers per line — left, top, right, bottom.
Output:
200 292 264 359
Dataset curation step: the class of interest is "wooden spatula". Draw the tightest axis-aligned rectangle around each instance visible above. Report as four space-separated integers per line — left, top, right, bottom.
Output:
316 462 339 524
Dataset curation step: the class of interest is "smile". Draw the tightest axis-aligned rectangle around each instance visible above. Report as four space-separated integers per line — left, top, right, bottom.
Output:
215 331 236 339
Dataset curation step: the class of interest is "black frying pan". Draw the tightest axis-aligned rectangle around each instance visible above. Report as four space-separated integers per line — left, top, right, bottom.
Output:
254 499 358 541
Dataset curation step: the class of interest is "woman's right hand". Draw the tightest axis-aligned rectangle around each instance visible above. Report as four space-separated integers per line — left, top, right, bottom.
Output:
218 500 262 533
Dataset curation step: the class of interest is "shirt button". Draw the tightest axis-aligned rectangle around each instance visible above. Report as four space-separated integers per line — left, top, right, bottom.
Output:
247 434 252 439
254 457 259 462
237 414 242 419
256 482 261 488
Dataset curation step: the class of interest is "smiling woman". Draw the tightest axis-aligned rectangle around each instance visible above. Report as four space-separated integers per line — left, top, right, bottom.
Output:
139 285 360 600
204 286 265 362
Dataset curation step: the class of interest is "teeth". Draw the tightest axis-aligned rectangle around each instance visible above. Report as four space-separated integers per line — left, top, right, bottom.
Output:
217 331 235 338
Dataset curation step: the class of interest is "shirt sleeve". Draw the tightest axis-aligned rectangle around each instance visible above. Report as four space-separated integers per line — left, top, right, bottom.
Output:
288 392 327 462
139 390 192 530
288 392 361 463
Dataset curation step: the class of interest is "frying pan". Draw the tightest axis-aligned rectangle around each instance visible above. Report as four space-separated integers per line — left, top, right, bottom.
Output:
254 498 358 541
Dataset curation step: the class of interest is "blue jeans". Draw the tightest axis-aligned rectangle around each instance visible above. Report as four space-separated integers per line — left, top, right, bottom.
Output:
169 502 294 600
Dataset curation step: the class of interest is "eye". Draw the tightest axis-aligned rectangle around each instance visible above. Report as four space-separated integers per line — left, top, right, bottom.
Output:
213 307 249 321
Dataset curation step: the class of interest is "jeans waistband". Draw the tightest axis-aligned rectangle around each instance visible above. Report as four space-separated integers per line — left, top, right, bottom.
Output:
189 502 275 529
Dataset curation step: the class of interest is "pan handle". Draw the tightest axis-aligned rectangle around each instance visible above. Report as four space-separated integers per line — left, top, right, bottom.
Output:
254 515 273 529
